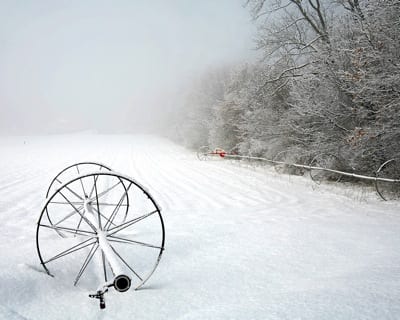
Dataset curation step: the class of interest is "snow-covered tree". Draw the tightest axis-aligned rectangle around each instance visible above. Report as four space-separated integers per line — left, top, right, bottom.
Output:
177 67 231 149
170 0 399 179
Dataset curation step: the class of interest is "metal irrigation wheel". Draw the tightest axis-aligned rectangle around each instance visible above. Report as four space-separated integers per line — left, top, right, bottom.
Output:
309 153 342 184
197 146 211 161
375 159 400 201
273 150 289 174
36 171 165 290
45 163 130 236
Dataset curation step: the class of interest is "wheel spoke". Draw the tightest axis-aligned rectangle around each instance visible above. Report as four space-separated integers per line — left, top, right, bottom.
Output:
59 191 97 231
74 243 99 286
103 196 124 231
86 164 106 199
74 209 86 236
94 175 102 229
108 235 163 250
76 165 88 198
109 242 143 281
96 203 128 207
89 181 122 203
88 174 100 199
55 178 83 201
107 210 158 236
39 224 96 237
44 237 97 264
104 183 132 230
92 206 118 228
49 201 83 205
53 205 84 226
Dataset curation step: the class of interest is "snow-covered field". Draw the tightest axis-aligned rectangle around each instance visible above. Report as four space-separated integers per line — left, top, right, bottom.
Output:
1 133 399 320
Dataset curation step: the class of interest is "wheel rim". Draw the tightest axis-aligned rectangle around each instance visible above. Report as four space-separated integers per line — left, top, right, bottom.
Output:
273 150 289 174
197 146 210 161
375 159 400 201
37 171 165 290
309 153 342 184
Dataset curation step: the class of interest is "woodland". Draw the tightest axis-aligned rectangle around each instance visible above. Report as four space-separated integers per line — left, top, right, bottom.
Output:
170 0 400 176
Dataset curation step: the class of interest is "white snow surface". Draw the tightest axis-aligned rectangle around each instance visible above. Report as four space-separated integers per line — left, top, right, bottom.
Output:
0 133 400 320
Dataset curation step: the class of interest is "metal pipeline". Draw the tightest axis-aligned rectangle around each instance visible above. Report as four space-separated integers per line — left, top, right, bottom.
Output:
83 200 132 293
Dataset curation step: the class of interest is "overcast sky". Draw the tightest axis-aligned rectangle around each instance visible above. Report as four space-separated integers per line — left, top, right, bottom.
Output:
0 0 256 134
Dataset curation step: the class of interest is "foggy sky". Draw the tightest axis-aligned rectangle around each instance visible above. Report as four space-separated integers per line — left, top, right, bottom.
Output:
0 0 255 134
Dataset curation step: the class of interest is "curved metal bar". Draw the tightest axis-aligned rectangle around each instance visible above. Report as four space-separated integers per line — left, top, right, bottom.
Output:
309 153 342 184
375 159 399 201
196 146 211 161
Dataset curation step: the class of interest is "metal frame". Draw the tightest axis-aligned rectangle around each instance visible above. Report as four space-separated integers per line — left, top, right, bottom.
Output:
36 166 165 308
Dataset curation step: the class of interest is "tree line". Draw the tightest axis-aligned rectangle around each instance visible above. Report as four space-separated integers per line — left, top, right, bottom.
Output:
168 0 399 176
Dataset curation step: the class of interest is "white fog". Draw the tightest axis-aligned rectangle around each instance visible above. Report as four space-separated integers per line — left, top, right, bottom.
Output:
0 0 255 134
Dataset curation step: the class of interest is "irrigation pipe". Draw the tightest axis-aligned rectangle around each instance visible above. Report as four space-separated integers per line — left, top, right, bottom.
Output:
223 154 400 183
